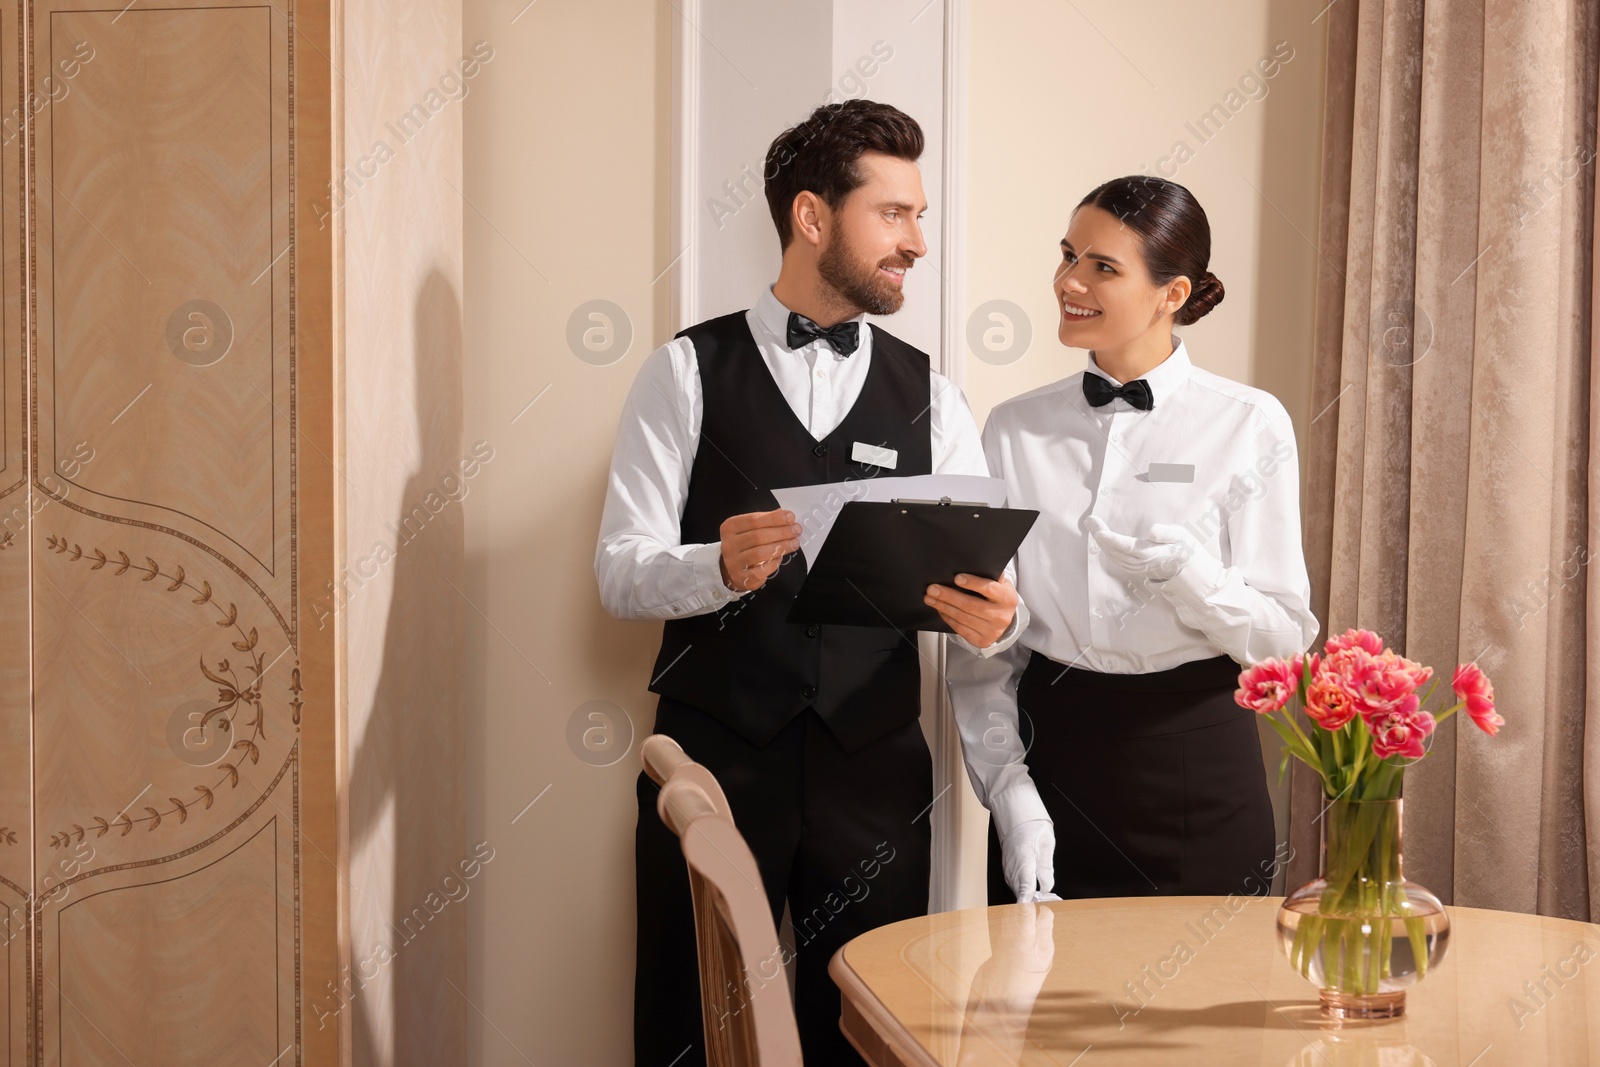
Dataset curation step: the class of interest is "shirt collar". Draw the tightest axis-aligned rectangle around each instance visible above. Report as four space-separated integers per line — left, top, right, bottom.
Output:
1086 335 1193 408
753 285 867 355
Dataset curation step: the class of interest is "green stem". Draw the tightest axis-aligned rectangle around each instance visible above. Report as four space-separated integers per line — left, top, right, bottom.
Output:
1405 914 1429 979
1304 798 1420 995
1348 727 1368 791
1266 711 1327 790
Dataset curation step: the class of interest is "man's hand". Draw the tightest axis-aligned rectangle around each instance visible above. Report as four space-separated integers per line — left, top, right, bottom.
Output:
925 574 1019 648
718 509 803 592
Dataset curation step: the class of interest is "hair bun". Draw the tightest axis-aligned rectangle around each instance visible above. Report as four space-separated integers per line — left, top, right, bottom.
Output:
1177 270 1224 326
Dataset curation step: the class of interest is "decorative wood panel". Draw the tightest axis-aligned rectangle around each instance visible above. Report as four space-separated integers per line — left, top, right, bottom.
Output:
1 0 29 1063
17 1 340 1063
54 818 282 1062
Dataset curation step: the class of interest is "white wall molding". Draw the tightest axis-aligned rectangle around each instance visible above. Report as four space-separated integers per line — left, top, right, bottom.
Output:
930 0 971 914
670 0 701 332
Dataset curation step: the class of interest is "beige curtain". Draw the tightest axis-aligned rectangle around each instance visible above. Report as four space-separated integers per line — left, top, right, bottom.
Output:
1293 0 1600 921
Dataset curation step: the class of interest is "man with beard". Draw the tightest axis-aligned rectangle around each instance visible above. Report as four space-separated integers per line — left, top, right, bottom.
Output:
596 99 1026 1066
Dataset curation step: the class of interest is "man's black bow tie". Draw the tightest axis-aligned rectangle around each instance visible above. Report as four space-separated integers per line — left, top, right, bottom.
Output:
786 311 861 356
1082 373 1154 411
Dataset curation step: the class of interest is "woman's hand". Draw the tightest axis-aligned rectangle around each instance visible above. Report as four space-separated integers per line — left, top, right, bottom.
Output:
1001 819 1060 903
925 574 1020 647
1084 516 1192 580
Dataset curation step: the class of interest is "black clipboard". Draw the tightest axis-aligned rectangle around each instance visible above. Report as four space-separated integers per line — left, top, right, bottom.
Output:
787 498 1038 632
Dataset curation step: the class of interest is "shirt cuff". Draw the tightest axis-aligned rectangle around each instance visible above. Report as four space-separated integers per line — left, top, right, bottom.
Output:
950 594 1029 659
691 541 749 610
990 779 1050 841
1151 547 1226 608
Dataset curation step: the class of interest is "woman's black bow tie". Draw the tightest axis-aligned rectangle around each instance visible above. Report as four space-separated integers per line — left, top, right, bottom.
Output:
1082 373 1154 410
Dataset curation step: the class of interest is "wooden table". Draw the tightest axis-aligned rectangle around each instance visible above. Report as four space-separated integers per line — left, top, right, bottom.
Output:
830 897 1600 1066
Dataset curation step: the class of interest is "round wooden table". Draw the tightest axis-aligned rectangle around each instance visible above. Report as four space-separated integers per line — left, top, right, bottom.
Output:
830 896 1600 1066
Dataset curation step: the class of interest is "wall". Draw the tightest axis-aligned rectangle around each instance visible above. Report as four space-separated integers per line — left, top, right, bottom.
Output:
965 2 1326 416
339 0 469 1062
459 1 671 1064
961 0 1328 884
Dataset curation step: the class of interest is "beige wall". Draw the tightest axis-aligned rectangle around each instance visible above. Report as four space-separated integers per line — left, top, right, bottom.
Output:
460 1 670 1064
457 0 1326 1060
965 1 1324 425
339 0 470 1062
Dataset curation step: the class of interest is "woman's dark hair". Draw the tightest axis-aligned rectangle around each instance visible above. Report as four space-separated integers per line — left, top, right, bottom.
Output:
1076 176 1224 325
764 99 924 249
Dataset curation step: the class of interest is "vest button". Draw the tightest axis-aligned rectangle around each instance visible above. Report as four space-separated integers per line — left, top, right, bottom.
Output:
811 442 826 457
805 625 820 638
802 684 817 699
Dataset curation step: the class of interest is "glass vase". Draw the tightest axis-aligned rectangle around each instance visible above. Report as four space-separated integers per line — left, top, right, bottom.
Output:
1275 798 1451 1020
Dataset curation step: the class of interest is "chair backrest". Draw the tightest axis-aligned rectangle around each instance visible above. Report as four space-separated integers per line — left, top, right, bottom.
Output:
646 737 803 1067
642 734 732 816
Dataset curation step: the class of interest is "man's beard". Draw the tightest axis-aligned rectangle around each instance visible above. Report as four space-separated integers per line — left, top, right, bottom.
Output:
818 229 910 317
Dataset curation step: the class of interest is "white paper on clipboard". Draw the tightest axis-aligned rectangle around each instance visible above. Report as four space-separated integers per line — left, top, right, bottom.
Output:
771 474 1008 570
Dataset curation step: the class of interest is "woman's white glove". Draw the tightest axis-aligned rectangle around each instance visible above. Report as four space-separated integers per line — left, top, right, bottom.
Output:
1084 515 1223 588
998 818 1060 904
991 781 1060 903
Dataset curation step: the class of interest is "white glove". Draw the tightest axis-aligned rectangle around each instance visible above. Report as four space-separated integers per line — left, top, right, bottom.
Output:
999 819 1060 903
1083 515 1190 579
1088 515 1222 598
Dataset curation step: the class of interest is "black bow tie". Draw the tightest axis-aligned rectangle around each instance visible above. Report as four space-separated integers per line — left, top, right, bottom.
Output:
786 311 861 356
1082 373 1154 411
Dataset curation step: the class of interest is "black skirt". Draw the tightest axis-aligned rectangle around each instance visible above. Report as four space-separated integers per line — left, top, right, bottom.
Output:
987 650 1276 903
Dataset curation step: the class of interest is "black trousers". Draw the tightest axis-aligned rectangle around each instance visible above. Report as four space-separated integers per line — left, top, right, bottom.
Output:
635 698 932 1067
988 652 1276 904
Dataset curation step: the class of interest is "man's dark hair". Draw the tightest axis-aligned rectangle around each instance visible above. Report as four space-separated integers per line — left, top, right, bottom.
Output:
763 99 924 249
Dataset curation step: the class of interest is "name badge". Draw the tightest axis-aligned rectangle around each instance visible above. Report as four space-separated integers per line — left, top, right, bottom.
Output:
851 442 898 469
1147 463 1195 483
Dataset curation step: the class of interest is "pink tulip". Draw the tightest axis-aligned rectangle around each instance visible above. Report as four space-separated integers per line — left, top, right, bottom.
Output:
1452 662 1489 699
1305 675 1358 730
1368 700 1436 760
1466 696 1503 735
1324 628 1385 657
1321 645 1427 719
1321 648 1386 707
1376 649 1434 689
1291 651 1322 683
1452 663 1504 736
1354 659 1425 718
1236 659 1298 714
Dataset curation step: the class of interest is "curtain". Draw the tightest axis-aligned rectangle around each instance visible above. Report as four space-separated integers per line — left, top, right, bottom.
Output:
1294 0 1600 920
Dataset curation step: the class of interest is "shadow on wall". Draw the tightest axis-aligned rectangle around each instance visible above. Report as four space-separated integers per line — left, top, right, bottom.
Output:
347 269 469 1066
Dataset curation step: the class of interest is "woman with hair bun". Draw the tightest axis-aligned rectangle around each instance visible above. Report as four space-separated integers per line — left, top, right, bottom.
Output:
945 176 1319 903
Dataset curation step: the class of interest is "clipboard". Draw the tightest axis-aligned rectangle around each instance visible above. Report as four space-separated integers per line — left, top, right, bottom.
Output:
787 498 1038 632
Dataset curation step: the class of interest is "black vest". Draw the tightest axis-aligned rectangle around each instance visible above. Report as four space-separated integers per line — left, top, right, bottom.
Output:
648 311 934 752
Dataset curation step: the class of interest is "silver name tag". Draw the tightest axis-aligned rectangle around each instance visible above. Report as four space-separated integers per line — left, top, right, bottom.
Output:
1147 463 1195 483
851 442 898 469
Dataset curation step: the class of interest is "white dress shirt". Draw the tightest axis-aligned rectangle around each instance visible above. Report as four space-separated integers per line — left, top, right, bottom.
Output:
946 337 1318 829
595 285 1027 658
